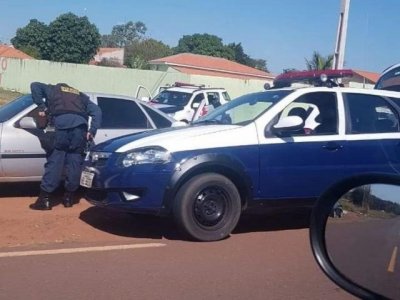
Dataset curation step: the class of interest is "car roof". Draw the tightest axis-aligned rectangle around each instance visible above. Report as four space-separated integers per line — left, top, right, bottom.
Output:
77 92 177 122
266 85 400 98
84 92 139 100
162 87 227 93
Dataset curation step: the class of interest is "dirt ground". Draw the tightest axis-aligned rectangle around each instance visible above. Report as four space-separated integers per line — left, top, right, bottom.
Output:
0 88 22 105
0 183 171 250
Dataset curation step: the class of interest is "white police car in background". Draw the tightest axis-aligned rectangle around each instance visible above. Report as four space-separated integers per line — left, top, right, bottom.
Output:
82 70 400 241
149 82 231 122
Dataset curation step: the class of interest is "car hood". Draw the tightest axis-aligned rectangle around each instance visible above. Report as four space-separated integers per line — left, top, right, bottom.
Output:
93 123 258 153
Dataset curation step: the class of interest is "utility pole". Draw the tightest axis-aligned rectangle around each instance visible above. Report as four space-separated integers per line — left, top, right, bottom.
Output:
333 0 350 69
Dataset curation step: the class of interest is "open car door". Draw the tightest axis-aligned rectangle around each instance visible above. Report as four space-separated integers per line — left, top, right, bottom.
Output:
191 99 208 122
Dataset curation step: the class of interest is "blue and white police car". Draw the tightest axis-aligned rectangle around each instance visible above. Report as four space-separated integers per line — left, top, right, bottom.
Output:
81 70 400 241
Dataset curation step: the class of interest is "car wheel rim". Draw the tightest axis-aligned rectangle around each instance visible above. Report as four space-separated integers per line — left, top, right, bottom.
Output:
193 186 228 227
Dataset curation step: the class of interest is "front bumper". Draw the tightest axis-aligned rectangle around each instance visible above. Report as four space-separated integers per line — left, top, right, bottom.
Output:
82 154 176 215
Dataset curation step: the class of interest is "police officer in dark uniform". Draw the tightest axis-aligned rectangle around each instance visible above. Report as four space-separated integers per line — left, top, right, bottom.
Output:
29 82 102 210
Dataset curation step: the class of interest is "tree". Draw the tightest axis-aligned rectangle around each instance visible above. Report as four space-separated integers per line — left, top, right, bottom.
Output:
101 21 147 47
305 51 333 70
11 19 49 59
43 13 101 63
227 42 250 65
283 68 301 73
125 38 173 69
174 34 234 60
248 58 269 72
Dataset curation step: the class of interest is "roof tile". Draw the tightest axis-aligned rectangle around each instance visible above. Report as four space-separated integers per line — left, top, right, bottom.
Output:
353 69 379 83
0 45 33 59
150 53 274 80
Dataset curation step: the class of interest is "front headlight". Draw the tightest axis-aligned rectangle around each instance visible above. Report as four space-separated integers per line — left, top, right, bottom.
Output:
120 147 172 167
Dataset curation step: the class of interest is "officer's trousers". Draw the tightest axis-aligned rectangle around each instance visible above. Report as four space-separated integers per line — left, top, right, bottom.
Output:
40 125 86 193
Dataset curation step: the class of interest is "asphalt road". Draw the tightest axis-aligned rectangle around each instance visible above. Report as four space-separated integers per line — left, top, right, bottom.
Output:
0 184 355 300
326 215 400 299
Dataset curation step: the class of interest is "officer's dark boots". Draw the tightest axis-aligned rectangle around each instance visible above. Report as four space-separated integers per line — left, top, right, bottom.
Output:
30 190 52 210
63 192 74 208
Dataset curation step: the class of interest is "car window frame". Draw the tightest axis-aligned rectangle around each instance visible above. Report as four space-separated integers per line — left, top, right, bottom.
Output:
266 90 340 138
96 96 153 130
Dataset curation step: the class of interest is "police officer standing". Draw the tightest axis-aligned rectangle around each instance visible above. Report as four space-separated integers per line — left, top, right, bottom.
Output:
29 82 102 210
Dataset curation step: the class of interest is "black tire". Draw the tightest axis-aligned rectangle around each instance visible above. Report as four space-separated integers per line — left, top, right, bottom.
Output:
173 173 241 241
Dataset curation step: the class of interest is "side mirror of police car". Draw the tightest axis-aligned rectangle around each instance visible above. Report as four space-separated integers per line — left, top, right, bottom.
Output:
18 117 38 129
270 116 303 136
192 102 200 109
171 121 188 127
310 174 400 299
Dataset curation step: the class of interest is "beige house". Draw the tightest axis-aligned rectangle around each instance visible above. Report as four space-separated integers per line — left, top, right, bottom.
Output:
344 70 380 89
149 53 275 81
91 48 125 66
0 44 33 59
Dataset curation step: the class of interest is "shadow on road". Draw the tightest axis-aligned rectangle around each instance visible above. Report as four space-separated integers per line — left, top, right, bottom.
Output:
0 182 41 197
233 208 311 234
0 183 87 200
79 207 182 240
79 206 311 241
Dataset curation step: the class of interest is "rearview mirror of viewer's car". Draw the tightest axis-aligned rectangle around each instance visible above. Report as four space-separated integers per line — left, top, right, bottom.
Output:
310 174 400 299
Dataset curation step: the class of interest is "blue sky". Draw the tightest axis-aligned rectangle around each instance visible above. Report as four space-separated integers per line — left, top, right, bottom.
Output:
0 0 398 74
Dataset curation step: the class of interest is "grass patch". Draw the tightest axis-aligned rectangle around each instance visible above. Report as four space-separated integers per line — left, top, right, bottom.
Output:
0 88 23 106
340 198 396 219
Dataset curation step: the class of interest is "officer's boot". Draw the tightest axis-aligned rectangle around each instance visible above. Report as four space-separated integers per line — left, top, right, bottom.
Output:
30 189 52 210
63 191 74 208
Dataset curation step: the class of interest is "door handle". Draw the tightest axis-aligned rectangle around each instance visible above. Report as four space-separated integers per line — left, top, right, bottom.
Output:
322 142 343 151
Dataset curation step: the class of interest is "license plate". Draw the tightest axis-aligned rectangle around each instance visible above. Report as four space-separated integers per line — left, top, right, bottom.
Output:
80 171 95 188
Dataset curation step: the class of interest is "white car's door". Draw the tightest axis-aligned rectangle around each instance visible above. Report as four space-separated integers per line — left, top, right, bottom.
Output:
1 104 46 180
0 93 173 181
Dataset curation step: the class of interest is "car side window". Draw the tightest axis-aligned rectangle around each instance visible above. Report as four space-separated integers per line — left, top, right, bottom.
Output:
97 97 150 129
222 91 231 102
141 104 172 128
344 93 400 134
277 92 338 136
207 92 221 108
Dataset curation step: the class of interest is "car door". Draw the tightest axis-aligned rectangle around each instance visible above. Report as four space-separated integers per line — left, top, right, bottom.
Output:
93 96 153 144
257 91 348 201
342 92 400 174
1 104 47 179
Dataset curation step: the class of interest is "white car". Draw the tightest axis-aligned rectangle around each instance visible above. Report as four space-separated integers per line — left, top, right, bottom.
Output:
0 92 178 182
149 83 231 122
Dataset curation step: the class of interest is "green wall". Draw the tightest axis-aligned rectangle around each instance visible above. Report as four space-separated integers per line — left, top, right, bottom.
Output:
0 57 272 99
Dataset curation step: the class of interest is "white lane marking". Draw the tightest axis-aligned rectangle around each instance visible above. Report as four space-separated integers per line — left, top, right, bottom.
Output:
0 243 166 258
388 246 398 273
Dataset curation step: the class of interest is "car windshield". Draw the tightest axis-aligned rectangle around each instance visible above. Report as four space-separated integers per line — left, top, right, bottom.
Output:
194 90 293 126
375 66 400 91
152 90 192 106
0 94 33 122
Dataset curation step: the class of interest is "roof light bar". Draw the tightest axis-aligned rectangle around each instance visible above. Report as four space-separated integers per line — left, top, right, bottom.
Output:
272 69 354 88
173 82 205 88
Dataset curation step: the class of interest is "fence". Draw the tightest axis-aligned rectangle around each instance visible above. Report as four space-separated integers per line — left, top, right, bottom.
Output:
0 57 271 99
